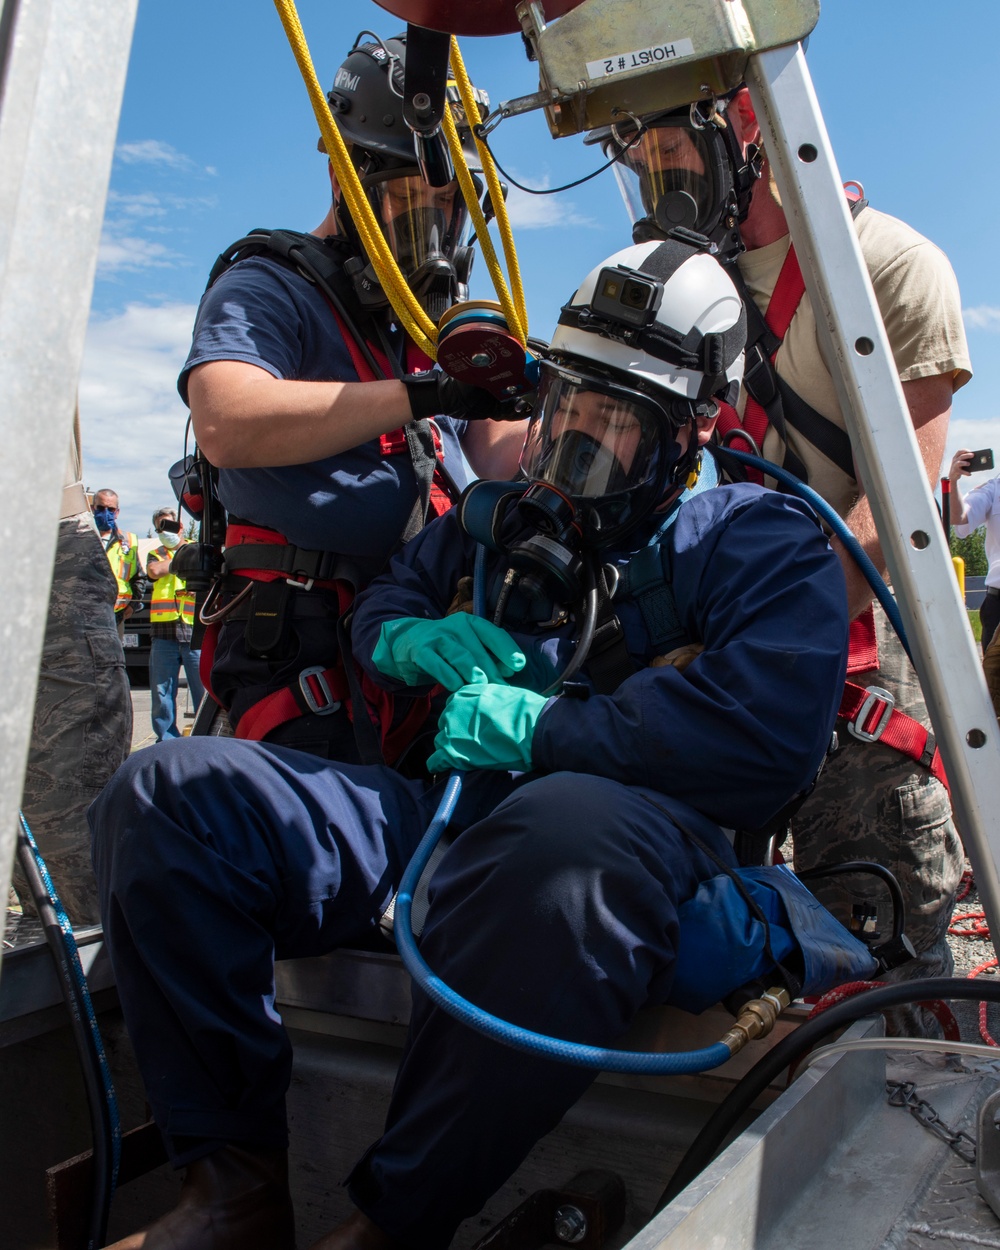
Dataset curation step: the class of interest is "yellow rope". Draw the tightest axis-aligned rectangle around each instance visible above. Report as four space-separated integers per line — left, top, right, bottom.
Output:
449 38 528 342
272 0 438 356
441 105 525 345
271 2 531 359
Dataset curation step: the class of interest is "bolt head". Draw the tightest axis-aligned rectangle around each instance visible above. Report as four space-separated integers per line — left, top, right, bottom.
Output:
553 1204 588 1244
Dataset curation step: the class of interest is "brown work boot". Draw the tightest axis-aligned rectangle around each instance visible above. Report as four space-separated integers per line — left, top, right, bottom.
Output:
102 1144 295 1248
309 1207 400 1250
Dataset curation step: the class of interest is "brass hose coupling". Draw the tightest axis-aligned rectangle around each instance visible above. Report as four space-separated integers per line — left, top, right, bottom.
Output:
720 987 792 1056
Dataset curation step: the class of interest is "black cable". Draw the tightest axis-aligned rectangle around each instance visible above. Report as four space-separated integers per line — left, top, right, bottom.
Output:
655 976 1000 1213
795 861 906 942
17 814 119 1248
473 121 646 196
540 564 599 696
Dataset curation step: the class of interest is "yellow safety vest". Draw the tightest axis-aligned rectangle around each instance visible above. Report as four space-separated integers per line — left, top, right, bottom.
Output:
105 532 139 613
148 543 195 627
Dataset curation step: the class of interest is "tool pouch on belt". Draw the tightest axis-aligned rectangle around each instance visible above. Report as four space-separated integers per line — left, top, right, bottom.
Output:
243 578 293 659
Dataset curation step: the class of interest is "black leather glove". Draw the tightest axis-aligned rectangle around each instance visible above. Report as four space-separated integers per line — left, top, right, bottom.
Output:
403 369 532 422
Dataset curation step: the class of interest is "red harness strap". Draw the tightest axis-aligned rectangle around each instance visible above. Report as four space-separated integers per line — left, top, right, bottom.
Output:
214 521 427 763
328 303 454 521
715 245 804 485
838 680 949 792
202 311 455 760
837 603 949 792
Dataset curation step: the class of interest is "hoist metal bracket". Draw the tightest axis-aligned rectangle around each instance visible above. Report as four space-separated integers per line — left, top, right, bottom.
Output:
519 0 820 137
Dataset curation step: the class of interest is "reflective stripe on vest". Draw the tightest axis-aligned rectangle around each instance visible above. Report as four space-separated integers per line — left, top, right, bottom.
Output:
149 545 195 626
106 532 138 612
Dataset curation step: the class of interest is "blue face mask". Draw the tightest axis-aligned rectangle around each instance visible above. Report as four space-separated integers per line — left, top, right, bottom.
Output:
93 507 117 532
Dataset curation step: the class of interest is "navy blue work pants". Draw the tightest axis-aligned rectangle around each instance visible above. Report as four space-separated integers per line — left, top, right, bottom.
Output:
89 738 733 1247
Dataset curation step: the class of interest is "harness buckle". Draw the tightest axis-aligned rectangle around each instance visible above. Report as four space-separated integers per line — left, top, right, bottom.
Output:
287 575 315 592
298 666 341 716
847 685 895 743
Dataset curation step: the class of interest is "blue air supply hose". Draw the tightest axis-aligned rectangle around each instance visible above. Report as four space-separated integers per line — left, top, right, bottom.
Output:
393 544 731 1074
392 775 732 1073
720 448 910 660
395 458 910 1073
17 811 121 1249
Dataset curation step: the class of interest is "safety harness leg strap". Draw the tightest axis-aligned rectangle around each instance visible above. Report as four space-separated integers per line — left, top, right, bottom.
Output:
838 681 948 792
235 664 349 742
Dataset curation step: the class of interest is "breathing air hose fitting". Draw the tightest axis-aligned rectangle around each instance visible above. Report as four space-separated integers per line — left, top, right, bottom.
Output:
719 987 791 1056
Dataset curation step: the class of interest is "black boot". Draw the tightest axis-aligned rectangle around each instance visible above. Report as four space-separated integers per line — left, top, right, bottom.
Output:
102 1144 295 1249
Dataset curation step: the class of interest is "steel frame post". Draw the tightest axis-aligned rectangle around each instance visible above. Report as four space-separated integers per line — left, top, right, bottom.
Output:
745 45 1000 930
0 0 138 962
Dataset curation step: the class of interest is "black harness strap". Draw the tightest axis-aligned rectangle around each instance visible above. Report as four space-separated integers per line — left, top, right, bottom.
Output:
583 566 639 696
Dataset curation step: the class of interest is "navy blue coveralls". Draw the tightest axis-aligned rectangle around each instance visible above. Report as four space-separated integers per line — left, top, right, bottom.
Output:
90 482 848 1247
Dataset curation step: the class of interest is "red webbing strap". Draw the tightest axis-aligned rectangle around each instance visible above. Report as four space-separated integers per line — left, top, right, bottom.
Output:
327 303 452 519
735 244 806 484
235 664 350 742
838 681 949 792
846 603 879 673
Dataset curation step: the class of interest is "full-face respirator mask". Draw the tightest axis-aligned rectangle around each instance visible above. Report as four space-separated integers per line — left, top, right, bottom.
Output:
587 97 761 261
458 239 746 616
324 33 489 321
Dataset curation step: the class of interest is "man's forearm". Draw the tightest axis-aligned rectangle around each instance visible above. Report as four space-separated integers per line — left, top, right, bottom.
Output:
189 361 415 468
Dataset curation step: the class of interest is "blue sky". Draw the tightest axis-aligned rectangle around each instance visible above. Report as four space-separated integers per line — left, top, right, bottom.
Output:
80 0 1000 535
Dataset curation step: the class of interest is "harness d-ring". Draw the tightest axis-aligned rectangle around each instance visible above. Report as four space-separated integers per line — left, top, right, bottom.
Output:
199 579 252 626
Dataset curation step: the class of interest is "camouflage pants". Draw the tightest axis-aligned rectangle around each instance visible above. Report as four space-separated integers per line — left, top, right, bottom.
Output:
984 626 1000 724
792 601 963 1033
13 514 132 928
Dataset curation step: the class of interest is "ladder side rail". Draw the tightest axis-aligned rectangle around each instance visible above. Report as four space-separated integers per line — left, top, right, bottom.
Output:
0 0 138 965
745 44 1000 931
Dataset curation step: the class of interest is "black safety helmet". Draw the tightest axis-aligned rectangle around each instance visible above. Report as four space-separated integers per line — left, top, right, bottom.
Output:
321 32 488 319
586 96 761 260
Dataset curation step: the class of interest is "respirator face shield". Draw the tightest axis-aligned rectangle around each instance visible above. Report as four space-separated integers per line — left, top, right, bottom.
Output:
519 360 705 545
596 109 744 254
353 165 477 317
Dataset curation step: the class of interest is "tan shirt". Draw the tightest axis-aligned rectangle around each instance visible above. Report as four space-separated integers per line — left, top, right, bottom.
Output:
735 206 972 518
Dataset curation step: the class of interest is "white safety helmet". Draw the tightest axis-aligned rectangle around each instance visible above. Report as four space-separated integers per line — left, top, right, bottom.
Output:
519 239 745 546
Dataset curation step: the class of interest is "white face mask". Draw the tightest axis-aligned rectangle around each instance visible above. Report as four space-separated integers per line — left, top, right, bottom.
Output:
159 529 182 549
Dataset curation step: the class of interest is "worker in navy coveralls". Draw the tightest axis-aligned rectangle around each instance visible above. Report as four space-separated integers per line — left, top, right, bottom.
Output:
92 241 849 1250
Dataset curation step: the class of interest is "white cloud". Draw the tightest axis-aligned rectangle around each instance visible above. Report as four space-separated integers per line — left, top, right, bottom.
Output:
107 191 168 219
97 232 180 275
79 303 198 532
500 181 596 230
963 305 1000 332
115 139 194 170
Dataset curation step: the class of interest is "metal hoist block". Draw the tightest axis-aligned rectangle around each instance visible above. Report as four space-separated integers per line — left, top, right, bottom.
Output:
519 0 820 136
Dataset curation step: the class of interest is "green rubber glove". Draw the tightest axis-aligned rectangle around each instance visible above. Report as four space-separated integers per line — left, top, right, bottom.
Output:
372 614 526 691
427 684 549 773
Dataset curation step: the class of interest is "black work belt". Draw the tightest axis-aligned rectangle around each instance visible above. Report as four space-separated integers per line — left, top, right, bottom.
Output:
986 587 1000 599
223 544 348 586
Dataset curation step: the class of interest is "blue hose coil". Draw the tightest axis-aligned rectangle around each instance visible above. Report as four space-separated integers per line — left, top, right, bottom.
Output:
393 780 733 1073
395 456 908 1074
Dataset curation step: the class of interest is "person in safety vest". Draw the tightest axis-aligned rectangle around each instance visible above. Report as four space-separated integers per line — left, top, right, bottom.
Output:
92 487 140 641
146 507 205 742
595 90 972 1035
179 31 527 766
91 241 851 1249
